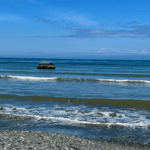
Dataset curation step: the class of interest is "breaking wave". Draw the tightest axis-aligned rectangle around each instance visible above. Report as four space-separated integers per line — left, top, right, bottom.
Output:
1 75 150 84
0 112 149 129
0 105 150 129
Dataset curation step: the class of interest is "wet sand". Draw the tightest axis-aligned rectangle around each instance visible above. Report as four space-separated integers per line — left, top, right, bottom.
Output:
0 130 149 150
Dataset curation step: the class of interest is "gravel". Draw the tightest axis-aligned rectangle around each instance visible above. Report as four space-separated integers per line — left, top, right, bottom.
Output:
0 130 149 150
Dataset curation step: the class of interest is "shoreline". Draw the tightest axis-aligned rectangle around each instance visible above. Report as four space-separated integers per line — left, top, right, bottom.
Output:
0 130 149 150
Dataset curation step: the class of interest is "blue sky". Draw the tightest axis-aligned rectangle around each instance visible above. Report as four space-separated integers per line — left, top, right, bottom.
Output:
1 0 150 59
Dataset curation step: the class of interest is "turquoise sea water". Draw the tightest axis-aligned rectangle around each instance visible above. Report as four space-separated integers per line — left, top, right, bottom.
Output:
0 58 150 146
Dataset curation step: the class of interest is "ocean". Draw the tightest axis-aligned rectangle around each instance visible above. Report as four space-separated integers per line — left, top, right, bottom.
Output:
0 58 150 146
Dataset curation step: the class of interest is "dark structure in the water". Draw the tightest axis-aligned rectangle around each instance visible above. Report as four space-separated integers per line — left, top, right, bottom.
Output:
37 62 56 69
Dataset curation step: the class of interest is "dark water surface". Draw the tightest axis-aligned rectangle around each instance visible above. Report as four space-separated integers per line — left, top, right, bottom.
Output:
0 58 150 146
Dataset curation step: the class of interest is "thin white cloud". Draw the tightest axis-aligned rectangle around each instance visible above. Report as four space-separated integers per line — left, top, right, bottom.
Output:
0 14 23 21
32 17 75 27
70 16 97 26
28 0 42 4
97 48 106 52
60 26 150 38
96 47 150 54
126 21 140 25
46 7 98 26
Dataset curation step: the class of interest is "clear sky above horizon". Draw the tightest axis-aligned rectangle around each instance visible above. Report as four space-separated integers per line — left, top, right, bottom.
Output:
1 0 150 59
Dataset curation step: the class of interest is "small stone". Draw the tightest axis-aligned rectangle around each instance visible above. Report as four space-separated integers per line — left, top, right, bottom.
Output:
0 107 4 110
97 112 104 116
28 146 34 149
69 146 79 150
109 113 117 117
12 107 16 110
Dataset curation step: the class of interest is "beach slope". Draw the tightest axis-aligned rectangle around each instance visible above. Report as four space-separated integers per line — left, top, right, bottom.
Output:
0 130 149 150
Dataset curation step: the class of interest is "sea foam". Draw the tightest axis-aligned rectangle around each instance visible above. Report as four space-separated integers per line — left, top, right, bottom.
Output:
0 105 150 129
1 75 150 84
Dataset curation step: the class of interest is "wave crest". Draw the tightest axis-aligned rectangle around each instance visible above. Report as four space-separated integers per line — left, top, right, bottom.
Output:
1 75 150 84
0 112 149 129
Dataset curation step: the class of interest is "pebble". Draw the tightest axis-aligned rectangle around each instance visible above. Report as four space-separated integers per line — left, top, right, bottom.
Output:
109 112 117 117
0 107 4 110
12 107 17 110
0 130 149 150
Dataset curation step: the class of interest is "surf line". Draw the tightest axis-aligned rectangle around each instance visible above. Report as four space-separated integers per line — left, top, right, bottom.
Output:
1 75 150 84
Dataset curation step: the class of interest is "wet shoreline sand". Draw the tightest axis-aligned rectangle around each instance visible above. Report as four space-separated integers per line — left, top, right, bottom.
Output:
0 130 149 150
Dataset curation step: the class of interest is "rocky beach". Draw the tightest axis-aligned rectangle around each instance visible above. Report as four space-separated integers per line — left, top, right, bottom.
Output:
0 130 149 150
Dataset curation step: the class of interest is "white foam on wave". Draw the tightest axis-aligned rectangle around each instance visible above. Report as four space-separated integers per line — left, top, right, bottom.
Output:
5 75 58 81
0 112 150 128
1 75 150 84
1 105 150 129
97 79 150 84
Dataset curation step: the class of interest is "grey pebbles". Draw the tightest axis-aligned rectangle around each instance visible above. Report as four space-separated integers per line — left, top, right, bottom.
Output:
0 130 149 150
